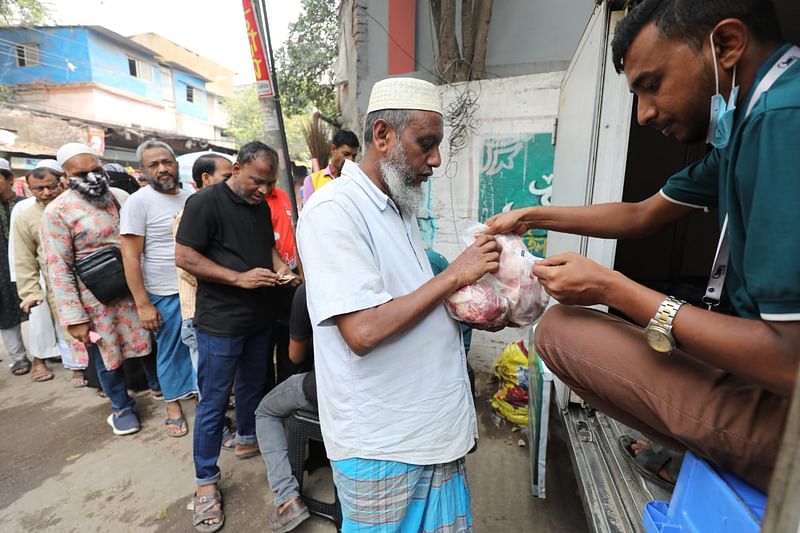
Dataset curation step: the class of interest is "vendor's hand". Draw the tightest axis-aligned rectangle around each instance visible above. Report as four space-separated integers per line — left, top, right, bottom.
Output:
447 234 500 288
137 302 162 331
485 210 529 235
68 322 92 345
235 268 279 288
21 299 42 314
533 252 615 306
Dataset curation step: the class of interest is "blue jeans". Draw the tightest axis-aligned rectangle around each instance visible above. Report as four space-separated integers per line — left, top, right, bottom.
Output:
193 326 273 485
92 345 159 412
255 373 313 506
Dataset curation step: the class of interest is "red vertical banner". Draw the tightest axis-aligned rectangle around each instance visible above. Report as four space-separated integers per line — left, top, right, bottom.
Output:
242 0 275 97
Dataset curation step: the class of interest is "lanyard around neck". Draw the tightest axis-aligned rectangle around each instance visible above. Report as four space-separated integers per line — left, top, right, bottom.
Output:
703 45 800 309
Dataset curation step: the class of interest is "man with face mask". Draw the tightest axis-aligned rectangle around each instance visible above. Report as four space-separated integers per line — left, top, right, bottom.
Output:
488 0 799 492
297 77 500 532
42 143 154 436
120 140 196 438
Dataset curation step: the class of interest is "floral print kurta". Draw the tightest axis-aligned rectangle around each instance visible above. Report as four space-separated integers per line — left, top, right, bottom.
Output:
15 201 89 362
41 189 150 370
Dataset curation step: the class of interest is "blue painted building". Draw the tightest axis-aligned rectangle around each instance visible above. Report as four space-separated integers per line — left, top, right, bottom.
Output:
0 25 231 163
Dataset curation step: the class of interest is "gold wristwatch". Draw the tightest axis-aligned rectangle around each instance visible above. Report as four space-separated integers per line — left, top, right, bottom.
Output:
644 296 686 354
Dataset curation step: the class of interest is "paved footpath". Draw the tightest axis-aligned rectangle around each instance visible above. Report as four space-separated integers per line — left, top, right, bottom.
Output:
0 345 587 532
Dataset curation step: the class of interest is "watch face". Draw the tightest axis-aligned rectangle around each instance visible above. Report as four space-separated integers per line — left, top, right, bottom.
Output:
645 326 673 353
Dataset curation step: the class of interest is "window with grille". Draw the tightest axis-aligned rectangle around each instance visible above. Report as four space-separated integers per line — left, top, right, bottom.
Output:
186 85 195 103
16 44 40 67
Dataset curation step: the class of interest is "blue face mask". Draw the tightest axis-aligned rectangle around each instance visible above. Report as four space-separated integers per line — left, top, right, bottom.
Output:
706 33 739 149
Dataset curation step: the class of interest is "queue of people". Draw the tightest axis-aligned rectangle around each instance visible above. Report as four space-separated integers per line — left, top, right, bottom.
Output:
1 2 798 532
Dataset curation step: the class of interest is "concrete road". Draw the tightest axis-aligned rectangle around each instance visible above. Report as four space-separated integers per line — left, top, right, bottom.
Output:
0 351 587 532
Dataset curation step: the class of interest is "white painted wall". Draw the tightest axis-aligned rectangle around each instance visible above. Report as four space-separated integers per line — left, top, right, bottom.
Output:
430 71 563 372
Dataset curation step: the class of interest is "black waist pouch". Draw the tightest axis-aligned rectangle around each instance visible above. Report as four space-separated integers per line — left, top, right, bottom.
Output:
75 247 131 305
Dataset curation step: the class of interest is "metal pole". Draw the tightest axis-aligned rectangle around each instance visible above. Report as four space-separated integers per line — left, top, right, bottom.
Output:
253 0 300 222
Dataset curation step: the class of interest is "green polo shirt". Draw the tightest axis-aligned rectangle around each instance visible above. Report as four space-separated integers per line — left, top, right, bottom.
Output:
661 43 800 321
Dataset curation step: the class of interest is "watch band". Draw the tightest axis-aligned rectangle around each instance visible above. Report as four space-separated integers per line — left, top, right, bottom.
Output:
653 296 686 328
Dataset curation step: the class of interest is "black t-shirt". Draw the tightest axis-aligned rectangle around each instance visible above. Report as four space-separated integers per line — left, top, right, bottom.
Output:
289 284 316 406
176 181 275 335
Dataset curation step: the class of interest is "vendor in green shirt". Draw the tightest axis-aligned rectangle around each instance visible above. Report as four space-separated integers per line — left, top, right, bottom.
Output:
488 0 799 492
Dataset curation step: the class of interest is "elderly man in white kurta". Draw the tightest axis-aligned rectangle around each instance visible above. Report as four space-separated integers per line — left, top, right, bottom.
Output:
297 77 500 533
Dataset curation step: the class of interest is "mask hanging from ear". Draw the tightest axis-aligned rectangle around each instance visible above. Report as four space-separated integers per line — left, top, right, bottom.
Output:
706 33 740 149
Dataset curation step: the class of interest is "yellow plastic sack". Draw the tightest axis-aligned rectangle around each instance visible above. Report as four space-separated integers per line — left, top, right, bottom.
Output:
490 340 530 426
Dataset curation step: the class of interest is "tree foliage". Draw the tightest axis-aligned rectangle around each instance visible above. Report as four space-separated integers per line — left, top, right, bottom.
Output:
0 0 49 24
274 0 338 116
222 84 264 146
222 84 310 159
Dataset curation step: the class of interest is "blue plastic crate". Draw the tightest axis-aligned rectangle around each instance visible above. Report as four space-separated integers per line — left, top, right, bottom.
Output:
643 451 767 533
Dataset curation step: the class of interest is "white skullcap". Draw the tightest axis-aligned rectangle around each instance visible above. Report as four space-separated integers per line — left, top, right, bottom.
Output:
366 77 442 115
57 142 95 165
35 159 63 173
0 158 11 174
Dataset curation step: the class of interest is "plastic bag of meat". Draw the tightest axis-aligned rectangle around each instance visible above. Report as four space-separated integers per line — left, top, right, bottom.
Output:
445 278 510 329
445 223 550 328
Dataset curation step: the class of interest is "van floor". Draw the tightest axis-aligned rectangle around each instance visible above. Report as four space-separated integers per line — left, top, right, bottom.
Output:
0 344 588 532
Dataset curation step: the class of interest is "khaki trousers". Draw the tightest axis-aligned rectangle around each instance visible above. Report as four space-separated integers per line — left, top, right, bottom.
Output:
535 304 789 491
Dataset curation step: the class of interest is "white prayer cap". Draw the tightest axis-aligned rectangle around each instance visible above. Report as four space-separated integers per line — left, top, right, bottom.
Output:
366 77 442 115
0 157 11 176
35 159 63 173
57 142 96 166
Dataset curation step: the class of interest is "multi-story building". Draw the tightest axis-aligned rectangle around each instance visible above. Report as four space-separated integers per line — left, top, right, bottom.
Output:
0 25 235 171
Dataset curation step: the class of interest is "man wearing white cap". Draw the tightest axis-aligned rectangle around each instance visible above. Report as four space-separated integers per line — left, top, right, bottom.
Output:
0 157 31 376
297 77 499 532
10 160 89 384
41 143 154 435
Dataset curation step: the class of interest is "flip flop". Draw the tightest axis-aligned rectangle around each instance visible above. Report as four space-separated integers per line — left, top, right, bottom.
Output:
31 364 55 382
165 416 189 438
234 443 260 460
10 357 31 376
618 435 681 489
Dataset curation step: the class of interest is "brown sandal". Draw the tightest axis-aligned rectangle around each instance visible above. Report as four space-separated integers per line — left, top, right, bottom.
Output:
193 490 224 532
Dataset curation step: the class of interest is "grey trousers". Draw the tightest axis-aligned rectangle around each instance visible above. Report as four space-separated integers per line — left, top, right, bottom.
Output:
1 324 28 362
254 373 313 506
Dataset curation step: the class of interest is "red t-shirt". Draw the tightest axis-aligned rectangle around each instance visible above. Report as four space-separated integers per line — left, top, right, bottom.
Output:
266 187 297 269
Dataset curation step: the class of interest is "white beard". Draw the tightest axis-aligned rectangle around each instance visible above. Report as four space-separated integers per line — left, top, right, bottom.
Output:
379 144 423 214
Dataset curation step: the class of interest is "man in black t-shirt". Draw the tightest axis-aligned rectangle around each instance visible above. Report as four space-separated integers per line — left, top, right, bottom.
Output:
255 283 316 532
175 141 299 532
